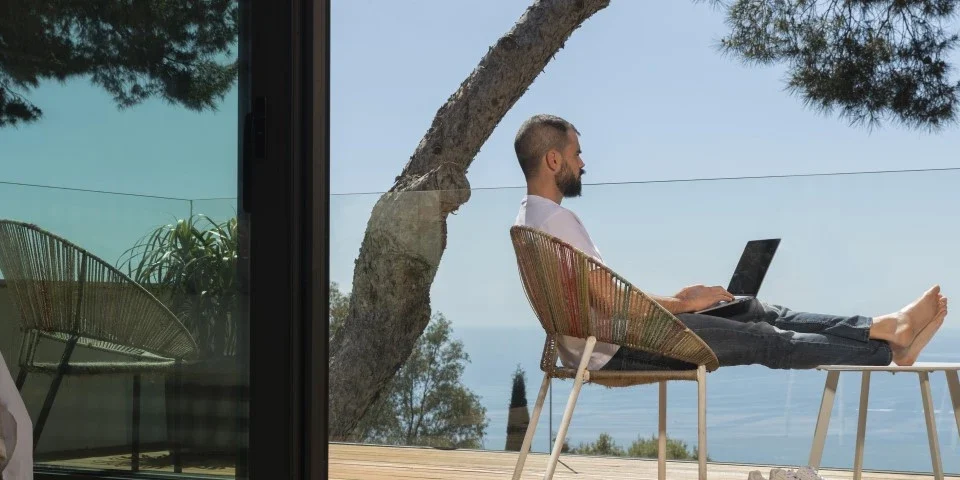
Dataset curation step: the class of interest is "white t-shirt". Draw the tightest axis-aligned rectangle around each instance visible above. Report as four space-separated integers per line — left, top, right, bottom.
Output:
514 194 620 370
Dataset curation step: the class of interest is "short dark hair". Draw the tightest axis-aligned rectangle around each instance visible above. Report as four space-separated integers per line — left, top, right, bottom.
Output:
514 114 579 179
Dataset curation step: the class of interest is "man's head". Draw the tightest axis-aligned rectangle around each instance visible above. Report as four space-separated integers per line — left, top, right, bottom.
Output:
514 114 585 199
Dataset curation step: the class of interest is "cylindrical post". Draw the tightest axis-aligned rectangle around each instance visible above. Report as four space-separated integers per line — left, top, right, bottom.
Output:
697 365 707 480
658 381 666 480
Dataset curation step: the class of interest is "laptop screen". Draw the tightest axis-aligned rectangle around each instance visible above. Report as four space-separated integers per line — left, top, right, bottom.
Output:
727 239 781 296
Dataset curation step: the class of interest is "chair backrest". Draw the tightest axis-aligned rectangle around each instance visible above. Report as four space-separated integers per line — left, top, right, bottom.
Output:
510 225 718 370
0 220 198 360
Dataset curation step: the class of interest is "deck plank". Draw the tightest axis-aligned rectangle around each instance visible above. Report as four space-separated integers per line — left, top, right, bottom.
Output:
328 443 958 480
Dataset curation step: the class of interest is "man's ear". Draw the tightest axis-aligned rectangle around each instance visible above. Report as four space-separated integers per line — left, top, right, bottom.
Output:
544 149 560 173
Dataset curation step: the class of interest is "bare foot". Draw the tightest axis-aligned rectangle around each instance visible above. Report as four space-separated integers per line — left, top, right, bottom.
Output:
893 297 948 366
871 285 942 349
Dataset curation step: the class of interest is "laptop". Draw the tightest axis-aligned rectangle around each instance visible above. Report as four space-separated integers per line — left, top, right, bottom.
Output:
695 238 781 316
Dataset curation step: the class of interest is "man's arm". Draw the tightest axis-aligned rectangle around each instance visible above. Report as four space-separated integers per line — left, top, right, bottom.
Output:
587 269 732 316
536 210 731 315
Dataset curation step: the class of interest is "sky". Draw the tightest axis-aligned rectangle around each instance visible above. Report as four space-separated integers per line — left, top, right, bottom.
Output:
330 1 960 194
328 0 960 333
1 0 959 329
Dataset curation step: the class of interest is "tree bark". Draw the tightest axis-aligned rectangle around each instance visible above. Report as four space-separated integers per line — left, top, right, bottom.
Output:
328 0 610 439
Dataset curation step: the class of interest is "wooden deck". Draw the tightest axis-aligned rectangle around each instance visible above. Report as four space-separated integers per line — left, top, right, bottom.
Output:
328 443 958 480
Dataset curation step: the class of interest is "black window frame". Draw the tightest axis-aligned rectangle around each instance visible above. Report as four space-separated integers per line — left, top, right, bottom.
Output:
33 0 329 478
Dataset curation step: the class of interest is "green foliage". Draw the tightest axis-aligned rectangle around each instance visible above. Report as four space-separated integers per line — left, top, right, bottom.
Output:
329 283 488 449
120 214 238 358
569 432 624 456
329 282 350 339
708 0 960 130
626 434 709 461
510 364 528 408
0 0 237 127
505 365 529 451
568 432 708 460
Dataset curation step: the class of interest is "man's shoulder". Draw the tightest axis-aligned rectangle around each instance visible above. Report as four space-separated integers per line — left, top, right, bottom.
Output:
515 197 601 261
517 198 577 230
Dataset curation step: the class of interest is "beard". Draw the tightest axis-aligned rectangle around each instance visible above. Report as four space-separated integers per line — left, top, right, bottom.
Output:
555 162 584 198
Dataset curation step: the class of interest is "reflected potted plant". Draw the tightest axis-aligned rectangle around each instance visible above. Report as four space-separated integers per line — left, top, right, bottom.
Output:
119 214 242 455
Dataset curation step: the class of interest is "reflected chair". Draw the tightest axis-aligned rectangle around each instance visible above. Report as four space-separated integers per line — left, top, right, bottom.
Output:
509 225 719 480
0 220 198 471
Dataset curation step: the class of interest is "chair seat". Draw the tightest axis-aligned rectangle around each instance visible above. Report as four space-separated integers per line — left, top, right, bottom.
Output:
550 367 700 387
26 360 180 375
39 331 173 361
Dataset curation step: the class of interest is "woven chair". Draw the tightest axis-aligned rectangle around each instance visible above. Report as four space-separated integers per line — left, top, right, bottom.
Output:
509 225 720 480
0 220 199 471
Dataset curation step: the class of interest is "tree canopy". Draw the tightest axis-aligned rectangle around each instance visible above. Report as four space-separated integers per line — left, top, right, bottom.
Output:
329 283 488 448
709 0 960 130
0 0 237 127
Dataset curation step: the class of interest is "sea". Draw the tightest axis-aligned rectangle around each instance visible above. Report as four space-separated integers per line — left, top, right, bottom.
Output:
455 325 960 474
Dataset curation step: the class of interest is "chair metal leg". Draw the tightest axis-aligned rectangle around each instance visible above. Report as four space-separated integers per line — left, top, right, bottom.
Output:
919 372 944 480
946 371 960 444
513 371 551 480
15 369 27 391
658 381 666 480
173 360 183 473
544 336 596 480
853 371 870 480
697 366 707 480
33 336 79 450
808 370 839 468
133 374 141 472
16 331 40 391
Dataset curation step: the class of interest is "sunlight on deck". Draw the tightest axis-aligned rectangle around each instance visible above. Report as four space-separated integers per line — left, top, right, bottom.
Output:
328 443 956 480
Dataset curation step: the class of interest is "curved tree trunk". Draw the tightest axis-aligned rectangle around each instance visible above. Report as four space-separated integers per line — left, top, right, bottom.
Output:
328 0 610 439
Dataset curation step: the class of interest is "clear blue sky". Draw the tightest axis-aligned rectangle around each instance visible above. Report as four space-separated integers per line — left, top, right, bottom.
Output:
328 0 960 334
331 1 960 194
1 0 958 332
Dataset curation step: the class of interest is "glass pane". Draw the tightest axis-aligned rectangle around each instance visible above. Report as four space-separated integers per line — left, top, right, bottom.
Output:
0 1 244 476
330 0 960 477
330 170 960 474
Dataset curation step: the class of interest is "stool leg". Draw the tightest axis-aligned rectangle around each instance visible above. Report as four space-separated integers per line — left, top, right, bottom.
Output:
853 371 870 480
809 370 839 468
919 372 944 480
946 371 960 445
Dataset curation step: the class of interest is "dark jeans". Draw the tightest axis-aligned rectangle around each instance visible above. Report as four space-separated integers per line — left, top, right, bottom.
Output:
601 299 893 371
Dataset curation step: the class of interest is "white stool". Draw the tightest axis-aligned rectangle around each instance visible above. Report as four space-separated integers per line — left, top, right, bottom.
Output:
809 363 960 480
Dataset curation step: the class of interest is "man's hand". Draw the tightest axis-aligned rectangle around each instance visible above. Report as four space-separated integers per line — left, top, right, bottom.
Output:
672 284 734 313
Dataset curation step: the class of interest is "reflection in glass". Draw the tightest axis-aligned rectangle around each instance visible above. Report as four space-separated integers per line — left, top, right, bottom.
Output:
0 0 242 476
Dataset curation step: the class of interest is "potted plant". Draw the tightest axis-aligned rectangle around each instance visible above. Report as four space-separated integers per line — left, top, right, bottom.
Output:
119 214 242 455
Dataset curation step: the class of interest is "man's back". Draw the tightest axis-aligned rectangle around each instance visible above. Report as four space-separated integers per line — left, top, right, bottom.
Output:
514 194 619 370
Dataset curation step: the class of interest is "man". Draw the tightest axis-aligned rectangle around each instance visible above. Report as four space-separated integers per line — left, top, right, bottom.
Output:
513 114 948 371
